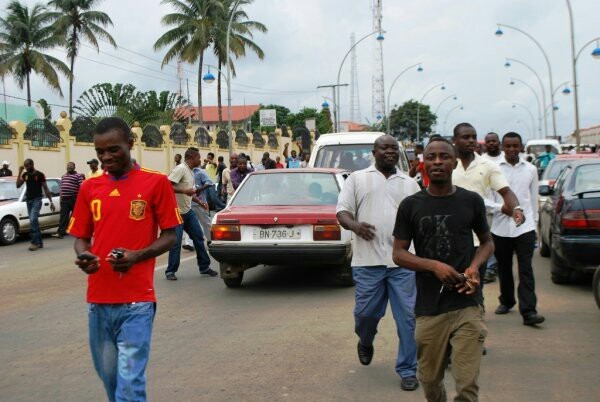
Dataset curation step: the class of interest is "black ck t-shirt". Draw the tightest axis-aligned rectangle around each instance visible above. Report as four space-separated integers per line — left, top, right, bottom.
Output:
393 187 489 316
22 171 46 200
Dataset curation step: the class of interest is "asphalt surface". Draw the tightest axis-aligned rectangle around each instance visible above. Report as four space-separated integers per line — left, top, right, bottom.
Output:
0 232 599 401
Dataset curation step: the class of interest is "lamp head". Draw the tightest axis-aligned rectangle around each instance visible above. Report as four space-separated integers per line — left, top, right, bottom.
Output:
202 72 216 84
376 114 382 120
495 27 504 36
376 34 384 41
553 104 559 111
453 96 457 100
417 65 423 72
592 46 600 59
510 80 515 85
321 100 329 108
504 61 511 68
441 85 446 91
562 87 571 95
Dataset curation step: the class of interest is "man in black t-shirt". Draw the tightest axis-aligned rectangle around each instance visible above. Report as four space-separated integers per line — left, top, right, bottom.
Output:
392 137 494 402
16 159 55 251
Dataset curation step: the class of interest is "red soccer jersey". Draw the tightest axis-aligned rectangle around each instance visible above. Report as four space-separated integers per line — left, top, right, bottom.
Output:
68 166 182 303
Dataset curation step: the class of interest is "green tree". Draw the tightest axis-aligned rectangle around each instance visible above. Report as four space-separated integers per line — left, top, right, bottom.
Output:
389 100 437 141
154 0 224 126
250 104 290 132
37 98 52 118
212 0 266 127
48 0 117 119
0 1 70 106
317 106 333 134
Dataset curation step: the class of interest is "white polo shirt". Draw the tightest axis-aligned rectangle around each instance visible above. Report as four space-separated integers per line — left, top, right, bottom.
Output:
336 164 420 267
491 157 538 237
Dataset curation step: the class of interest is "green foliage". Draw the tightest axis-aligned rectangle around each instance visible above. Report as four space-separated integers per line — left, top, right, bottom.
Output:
250 104 290 132
318 107 333 134
74 82 188 126
389 100 437 141
0 1 70 105
37 98 52 119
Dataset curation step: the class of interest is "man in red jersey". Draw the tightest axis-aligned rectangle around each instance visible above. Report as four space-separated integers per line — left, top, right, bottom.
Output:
68 117 180 402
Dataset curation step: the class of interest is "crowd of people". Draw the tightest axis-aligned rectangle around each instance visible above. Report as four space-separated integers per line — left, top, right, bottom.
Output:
7 115 548 401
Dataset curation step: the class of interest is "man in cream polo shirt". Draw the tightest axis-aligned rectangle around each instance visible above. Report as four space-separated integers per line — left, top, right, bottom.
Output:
337 134 421 392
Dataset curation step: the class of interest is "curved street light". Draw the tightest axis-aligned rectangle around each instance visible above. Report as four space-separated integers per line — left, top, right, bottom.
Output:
516 119 533 139
335 30 384 132
512 103 536 140
385 62 423 134
433 93 457 133
496 23 557 137
225 0 243 155
416 83 445 143
509 78 542 138
442 105 464 136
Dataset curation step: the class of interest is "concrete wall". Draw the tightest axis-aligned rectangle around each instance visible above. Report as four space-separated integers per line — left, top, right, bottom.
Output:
0 114 309 178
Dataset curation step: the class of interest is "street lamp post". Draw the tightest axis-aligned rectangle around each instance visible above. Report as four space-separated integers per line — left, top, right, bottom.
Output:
336 30 383 132
225 0 242 155
443 105 463 136
416 83 445 143
433 93 457 133
512 103 536 140
496 24 557 138
509 78 542 138
385 63 423 134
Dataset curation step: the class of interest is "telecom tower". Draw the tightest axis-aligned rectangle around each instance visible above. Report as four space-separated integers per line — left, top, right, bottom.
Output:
371 0 385 121
176 59 184 98
349 33 362 123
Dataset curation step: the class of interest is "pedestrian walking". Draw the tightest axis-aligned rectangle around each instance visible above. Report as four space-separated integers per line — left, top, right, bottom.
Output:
85 158 102 179
0 160 12 176
230 155 253 191
68 117 180 401
165 147 218 280
202 152 218 182
191 166 214 242
408 144 429 188
56 162 84 238
393 136 494 402
216 155 226 199
221 153 238 202
337 134 421 391
492 132 545 326
16 159 55 250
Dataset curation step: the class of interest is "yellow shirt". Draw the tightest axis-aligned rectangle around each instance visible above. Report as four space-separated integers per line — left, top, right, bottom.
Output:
86 170 103 179
205 163 217 182
453 153 508 196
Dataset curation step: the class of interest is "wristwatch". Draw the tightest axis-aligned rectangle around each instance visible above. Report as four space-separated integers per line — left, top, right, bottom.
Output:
513 205 524 212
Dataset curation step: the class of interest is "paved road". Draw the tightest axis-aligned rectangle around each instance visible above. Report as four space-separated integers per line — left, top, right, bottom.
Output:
1 233 599 401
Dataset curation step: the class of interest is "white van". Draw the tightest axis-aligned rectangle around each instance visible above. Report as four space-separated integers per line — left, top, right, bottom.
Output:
308 132 410 173
525 139 562 158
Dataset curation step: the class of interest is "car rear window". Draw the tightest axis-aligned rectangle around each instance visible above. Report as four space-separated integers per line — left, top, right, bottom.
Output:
0 182 20 201
574 164 600 194
231 172 340 206
314 144 409 172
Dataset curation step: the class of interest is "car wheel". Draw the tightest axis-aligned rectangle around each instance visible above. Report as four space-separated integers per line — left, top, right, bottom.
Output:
593 267 600 310
223 272 244 288
330 261 354 287
550 248 571 284
539 237 550 258
0 217 18 245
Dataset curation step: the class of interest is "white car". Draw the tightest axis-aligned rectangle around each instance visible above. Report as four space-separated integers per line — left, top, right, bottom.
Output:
0 177 62 245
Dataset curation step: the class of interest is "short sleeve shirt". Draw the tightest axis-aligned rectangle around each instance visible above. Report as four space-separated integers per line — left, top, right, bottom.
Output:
22 171 46 199
168 163 194 214
336 164 420 267
393 187 489 316
205 163 218 182
68 167 181 303
287 157 301 169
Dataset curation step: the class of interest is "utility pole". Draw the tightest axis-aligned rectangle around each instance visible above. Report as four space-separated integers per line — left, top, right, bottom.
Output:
186 79 192 125
371 0 385 122
317 83 348 132
349 33 362 123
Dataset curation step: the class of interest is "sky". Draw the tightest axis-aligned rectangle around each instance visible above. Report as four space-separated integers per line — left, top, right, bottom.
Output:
1 0 599 142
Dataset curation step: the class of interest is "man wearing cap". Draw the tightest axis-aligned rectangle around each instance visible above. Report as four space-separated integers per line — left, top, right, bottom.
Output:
0 161 12 177
86 159 102 179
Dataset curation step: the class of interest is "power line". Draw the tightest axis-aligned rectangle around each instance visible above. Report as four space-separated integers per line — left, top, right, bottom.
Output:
0 92 70 109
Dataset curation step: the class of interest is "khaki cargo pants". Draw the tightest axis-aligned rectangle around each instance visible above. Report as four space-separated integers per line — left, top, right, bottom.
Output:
415 305 487 402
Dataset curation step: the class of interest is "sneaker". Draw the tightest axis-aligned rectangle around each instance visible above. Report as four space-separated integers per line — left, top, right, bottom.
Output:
182 244 194 251
483 272 497 283
357 342 374 365
200 268 219 277
523 314 545 326
166 273 177 281
400 376 419 391
495 304 511 315
28 243 40 251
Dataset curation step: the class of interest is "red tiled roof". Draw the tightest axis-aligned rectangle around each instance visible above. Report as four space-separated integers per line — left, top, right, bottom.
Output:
341 120 369 132
175 105 260 122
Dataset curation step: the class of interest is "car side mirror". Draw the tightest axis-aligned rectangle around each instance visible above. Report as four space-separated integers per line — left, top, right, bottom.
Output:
538 185 553 196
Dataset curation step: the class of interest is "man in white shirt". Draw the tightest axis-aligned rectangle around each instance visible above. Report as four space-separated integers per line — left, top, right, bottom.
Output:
491 132 545 326
337 135 421 392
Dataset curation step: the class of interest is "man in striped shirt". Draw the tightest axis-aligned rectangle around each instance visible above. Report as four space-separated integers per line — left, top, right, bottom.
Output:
57 162 84 238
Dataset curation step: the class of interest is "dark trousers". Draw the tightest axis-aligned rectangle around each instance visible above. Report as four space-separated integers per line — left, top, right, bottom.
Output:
58 197 76 236
493 231 538 317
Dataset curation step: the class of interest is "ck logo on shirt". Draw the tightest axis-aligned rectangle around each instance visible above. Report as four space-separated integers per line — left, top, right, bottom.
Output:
129 200 147 220
418 215 452 260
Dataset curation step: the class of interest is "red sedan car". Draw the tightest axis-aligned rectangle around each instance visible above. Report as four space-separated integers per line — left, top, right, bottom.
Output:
208 168 352 287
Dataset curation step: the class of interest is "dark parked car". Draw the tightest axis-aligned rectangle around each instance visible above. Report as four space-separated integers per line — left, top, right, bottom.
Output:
538 160 600 283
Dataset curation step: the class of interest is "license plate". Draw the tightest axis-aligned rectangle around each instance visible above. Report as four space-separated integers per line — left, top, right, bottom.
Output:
252 228 301 240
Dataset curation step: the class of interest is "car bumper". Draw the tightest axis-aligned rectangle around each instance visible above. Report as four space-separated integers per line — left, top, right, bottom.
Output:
208 242 352 266
553 235 600 272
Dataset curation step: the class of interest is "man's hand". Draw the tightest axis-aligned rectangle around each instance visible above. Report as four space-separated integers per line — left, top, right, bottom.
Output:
19 165 24 173
284 143 289 148
432 261 463 284
351 221 376 241
106 249 139 274
49 202 55 212
456 265 479 294
512 209 525 226
75 252 100 274
183 187 196 196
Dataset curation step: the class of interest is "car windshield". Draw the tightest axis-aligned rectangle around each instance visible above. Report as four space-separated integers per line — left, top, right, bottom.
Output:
0 181 20 201
314 144 375 172
527 144 559 157
574 164 600 194
542 160 571 180
231 172 340 206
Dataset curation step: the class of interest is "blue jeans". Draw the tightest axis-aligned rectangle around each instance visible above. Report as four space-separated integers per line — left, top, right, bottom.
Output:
205 185 226 210
26 197 42 245
353 266 417 378
88 302 156 402
166 210 211 274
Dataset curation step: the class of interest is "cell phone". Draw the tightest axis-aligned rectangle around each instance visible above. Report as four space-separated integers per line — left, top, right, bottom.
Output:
78 253 95 261
110 249 124 259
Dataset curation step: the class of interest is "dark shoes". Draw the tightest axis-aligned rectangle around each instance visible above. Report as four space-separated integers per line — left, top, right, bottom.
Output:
28 243 41 251
357 342 374 365
483 272 497 283
495 304 512 314
166 273 177 281
400 376 419 391
200 268 219 277
182 244 194 251
523 314 545 326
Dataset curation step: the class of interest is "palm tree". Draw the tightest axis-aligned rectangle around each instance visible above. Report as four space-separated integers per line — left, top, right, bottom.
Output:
212 0 266 127
0 1 70 106
48 0 116 118
154 0 224 126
